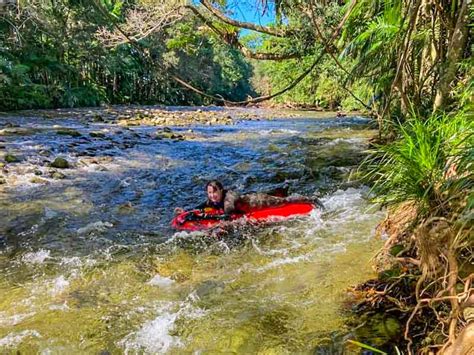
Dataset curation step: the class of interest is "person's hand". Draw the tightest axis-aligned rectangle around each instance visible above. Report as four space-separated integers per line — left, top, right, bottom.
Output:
174 207 185 215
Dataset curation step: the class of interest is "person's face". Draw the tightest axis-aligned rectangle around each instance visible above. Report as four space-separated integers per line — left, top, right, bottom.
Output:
207 185 223 204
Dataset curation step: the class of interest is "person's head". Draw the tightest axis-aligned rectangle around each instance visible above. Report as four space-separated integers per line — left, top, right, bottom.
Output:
206 180 224 204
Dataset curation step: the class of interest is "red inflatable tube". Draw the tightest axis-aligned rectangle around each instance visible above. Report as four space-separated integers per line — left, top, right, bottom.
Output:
171 202 316 231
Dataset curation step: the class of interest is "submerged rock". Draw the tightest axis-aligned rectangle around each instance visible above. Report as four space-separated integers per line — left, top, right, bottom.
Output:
195 280 226 299
39 149 52 157
5 154 20 163
89 131 106 138
51 157 70 169
56 129 81 137
50 171 66 179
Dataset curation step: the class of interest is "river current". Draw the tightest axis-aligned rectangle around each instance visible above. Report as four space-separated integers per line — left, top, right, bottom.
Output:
0 108 383 353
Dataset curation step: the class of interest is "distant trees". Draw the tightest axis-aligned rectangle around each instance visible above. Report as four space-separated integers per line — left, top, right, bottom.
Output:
1 0 470 121
0 0 255 110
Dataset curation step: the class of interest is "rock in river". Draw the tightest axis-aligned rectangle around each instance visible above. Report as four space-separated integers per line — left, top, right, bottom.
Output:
56 129 82 137
50 157 70 169
5 154 20 163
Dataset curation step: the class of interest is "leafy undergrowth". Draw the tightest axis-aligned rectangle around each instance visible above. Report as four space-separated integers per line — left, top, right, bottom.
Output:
347 111 473 354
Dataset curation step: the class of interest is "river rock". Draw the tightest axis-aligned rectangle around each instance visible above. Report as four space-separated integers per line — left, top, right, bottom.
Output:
0 127 36 136
195 280 225 299
39 149 52 157
5 154 20 163
0 177 6 185
30 176 49 184
51 157 70 169
93 114 104 122
56 129 81 137
34 170 43 176
118 202 134 213
90 131 106 138
50 171 66 179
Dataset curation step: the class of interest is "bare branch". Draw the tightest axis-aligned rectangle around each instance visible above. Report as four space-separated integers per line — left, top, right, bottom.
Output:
96 1 185 47
186 5 301 61
199 0 287 37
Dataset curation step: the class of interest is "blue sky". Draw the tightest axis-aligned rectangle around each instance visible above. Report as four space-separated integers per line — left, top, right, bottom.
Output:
225 0 275 26
194 0 276 31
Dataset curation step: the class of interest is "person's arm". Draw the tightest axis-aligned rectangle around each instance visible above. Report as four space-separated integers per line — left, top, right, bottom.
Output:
193 201 208 211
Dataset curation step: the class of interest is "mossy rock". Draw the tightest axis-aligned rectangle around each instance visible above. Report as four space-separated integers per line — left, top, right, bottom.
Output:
5 154 20 163
50 157 70 169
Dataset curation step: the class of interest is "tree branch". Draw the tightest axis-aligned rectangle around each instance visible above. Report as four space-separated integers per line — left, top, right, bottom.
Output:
186 5 300 61
199 0 287 37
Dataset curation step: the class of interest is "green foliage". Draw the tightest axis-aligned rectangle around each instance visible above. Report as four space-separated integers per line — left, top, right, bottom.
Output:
364 111 473 217
0 0 254 110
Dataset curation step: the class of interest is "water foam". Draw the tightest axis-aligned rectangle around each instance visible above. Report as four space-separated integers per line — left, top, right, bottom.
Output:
49 275 70 296
21 249 51 264
76 221 113 235
0 312 36 326
119 300 207 353
147 274 174 288
0 330 41 348
254 254 311 273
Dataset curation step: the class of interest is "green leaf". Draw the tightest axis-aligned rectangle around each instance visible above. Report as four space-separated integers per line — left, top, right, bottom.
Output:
347 340 387 354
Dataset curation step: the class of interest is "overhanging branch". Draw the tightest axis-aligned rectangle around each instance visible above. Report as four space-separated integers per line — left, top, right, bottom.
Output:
199 0 287 37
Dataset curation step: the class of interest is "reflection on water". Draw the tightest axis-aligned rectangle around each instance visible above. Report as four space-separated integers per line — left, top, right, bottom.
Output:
0 109 382 353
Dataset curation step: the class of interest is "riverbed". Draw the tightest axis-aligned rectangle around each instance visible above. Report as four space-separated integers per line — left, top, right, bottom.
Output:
0 107 383 353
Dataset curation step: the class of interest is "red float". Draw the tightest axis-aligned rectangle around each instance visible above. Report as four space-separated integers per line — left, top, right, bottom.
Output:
171 202 316 231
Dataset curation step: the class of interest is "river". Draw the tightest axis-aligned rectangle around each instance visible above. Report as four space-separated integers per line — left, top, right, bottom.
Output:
0 107 383 353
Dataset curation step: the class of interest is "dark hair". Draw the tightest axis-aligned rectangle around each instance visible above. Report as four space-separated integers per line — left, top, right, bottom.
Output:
206 180 223 191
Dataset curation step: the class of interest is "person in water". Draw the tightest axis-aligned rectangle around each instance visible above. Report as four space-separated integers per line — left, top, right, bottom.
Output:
175 180 318 216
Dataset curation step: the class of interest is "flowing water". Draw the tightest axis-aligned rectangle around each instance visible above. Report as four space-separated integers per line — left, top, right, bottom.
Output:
0 108 383 353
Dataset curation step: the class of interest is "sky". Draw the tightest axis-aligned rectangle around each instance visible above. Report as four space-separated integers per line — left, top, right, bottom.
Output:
193 0 276 33
225 0 275 26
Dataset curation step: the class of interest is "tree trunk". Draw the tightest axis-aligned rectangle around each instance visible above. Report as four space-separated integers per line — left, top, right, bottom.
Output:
433 0 471 111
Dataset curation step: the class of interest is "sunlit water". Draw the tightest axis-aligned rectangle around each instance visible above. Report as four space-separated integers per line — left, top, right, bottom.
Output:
0 108 383 353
